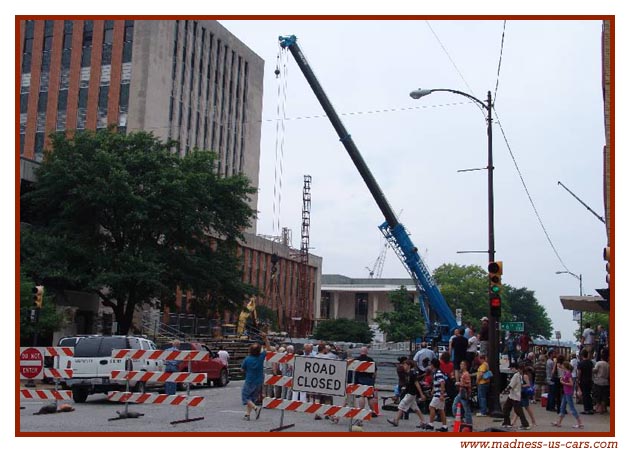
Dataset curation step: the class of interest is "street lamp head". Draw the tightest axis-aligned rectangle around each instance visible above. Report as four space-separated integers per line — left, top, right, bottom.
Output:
555 271 567 275
409 88 433 100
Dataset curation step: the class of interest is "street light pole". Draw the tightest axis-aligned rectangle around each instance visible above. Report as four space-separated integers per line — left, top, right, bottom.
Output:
556 270 583 330
410 88 502 415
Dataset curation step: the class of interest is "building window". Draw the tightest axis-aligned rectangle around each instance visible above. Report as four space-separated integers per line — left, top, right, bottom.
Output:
22 20 34 72
63 20 73 49
102 20 114 65
81 20 93 67
34 132 45 160
37 92 48 112
20 92 29 114
97 85 109 128
355 293 368 323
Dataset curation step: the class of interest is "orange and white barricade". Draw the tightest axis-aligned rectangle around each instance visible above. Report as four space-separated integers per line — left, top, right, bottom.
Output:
107 349 208 425
20 389 73 401
20 347 75 411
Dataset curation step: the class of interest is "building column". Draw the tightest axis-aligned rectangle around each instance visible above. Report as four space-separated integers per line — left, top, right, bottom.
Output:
372 295 379 321
333 292 339 320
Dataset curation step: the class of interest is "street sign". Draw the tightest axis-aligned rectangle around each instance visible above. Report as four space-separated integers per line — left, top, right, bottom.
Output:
499 321 524 332
20 347 44 380
292 356 348 397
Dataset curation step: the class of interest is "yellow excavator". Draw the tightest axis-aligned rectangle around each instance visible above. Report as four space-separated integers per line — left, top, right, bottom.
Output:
236 296 258 337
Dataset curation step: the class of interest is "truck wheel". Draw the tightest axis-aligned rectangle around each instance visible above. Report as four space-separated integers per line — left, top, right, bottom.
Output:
214 369 229 387
72 387 89 403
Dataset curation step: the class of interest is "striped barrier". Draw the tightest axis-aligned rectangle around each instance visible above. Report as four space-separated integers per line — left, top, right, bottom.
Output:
264 353 376 373
263 397 372 421
111 349 209 361
107 391 204 407
110 371 207 385
20 389 73 401
43 368 73 379
43 347 74 357
264 375 374 397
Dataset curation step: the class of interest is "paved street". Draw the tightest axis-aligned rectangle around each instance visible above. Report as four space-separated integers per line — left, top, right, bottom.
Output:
19 381 611 434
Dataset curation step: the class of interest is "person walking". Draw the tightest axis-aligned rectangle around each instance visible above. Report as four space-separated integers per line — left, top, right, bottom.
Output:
551 361 584 429
452 360 473 427
512 366 537 427
450 328 468 383
387 359 428 428
501 363 530 430
424 358 448 432
577 348 595 415
475 354 491 416
240 333 270 421
164 339 181 396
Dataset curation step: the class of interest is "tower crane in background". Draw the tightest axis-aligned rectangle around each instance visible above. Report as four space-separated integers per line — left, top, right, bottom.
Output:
366 238 389 279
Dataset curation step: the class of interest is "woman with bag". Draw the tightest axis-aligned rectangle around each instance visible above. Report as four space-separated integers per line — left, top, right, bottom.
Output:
475 354 491 416
512 366 537 427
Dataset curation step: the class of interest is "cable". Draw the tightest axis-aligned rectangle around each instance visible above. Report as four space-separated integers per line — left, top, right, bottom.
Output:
493 21 507 104
493 108 572 273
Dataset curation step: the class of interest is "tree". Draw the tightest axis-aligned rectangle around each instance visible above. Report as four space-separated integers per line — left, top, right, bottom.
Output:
432 263 553 338
313 318 374 343
432 264 488 329
501 286 553 339
21 128 257 334
574 312 609 341
374 286 425 344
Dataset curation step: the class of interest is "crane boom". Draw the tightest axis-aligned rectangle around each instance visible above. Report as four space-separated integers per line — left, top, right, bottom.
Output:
279 35 457 341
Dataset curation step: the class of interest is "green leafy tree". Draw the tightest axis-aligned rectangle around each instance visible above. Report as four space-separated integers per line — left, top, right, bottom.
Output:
20 270 64 345
374 286 425 343
21 129 257 334
313 318 374 343
432 264 489 329
501 286 552 339
432 263 552 338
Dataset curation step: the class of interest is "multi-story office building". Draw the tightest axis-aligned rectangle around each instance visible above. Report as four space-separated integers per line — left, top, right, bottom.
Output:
19 19 263 222
19 19 321 340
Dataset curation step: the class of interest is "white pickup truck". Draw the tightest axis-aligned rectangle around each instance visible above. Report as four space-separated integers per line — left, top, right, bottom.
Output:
64 335 164 402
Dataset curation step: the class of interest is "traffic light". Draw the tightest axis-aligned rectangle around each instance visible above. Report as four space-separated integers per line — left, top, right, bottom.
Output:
32 285 44 309
490 294 501 318
603 246 610 285
488 261 503 294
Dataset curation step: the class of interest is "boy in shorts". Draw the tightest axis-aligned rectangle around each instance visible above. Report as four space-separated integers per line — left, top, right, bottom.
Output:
387 359 428 428
425 358 448 431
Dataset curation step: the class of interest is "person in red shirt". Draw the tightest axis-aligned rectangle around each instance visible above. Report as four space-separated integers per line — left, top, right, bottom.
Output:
519 333 531 361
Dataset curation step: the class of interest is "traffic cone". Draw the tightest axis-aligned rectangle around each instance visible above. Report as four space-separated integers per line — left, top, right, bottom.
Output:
453 402 462 433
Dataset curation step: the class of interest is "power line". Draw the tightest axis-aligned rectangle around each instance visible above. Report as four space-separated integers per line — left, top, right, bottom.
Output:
493 20 507 103
493 108 572 273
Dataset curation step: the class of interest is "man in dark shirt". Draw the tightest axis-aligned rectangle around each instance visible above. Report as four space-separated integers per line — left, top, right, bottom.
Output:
387 359 427 428
577 348 595 414
450 328 469 382
479 317 490 356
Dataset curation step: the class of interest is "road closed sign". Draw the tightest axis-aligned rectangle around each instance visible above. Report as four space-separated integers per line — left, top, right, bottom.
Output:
292 356 348 397
20 347 44 380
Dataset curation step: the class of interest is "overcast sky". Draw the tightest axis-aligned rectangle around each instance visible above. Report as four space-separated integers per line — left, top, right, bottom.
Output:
220 19 608 342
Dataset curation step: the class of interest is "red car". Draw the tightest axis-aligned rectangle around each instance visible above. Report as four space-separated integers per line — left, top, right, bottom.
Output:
160 342 229 387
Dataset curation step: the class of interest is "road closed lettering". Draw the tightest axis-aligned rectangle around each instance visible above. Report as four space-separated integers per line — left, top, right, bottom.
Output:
292 356 348 397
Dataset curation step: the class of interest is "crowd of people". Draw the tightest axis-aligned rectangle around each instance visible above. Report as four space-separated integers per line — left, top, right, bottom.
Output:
236 320 609 431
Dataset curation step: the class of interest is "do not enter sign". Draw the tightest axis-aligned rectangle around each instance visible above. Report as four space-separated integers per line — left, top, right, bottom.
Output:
292 356 348 397
20 347 44 380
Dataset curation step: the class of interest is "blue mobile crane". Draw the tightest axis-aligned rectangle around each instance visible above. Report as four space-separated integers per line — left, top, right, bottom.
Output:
279 35 458 343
